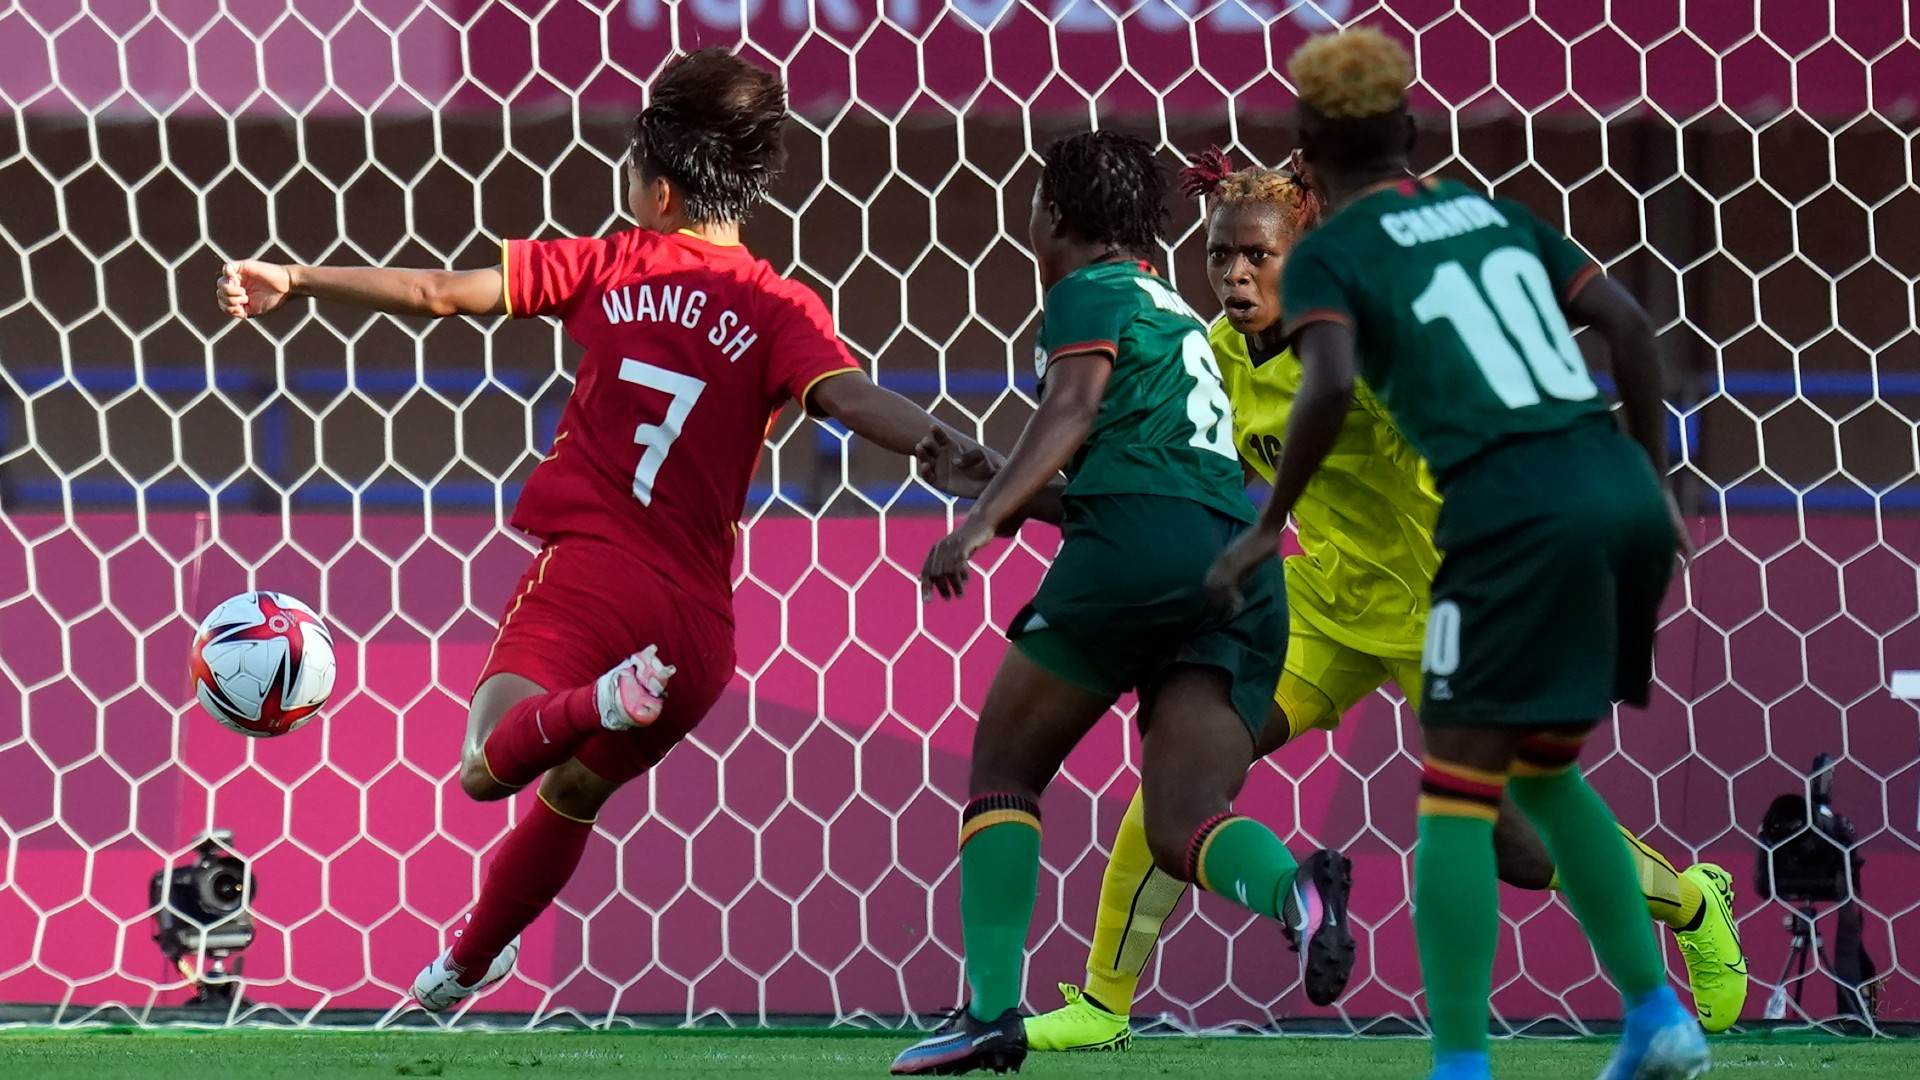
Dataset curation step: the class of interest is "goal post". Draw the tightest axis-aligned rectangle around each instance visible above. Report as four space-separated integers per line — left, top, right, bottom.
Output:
0 0 1915 1032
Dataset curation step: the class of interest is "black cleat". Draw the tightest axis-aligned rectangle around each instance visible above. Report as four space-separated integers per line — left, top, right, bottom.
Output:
1282 848 1356 1006
891 1006 1027 1075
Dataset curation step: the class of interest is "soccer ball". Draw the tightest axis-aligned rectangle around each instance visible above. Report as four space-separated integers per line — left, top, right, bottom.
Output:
189 591 337 737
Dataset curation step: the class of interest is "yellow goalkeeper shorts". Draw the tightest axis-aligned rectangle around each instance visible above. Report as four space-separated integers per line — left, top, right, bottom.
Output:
1275 608 1425 742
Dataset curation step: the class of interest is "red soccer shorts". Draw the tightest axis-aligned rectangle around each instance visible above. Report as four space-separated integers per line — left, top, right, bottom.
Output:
477 536 736 784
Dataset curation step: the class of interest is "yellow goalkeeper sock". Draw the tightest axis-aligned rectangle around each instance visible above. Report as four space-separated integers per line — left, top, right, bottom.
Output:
1083 788 1187 1015
1548 824 1701 931
1621 828 1703 930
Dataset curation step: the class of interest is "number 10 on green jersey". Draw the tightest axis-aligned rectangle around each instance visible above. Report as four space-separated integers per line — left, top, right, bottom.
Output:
1281 179 1612 477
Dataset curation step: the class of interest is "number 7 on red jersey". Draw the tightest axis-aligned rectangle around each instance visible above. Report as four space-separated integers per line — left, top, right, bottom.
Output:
619 358 708 506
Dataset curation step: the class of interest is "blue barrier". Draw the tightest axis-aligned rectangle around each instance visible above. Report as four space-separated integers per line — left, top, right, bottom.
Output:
1695 485 1920 511
17 364 1911 400
12 475 1911 514
6 478 952 512
3 364 1910 513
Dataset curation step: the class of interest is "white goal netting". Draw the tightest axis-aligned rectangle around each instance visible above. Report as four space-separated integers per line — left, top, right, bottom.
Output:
1 0 1917 1033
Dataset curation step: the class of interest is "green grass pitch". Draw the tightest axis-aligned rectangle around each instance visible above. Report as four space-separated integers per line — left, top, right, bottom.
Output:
1 1029 1916 1079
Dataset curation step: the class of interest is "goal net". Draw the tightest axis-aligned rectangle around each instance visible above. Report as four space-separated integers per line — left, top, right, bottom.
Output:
2 0 1916 1033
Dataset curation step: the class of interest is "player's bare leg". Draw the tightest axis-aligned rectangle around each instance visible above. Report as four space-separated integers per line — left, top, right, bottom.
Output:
1140 667 1354 1006
892 648 1114 1076
413 756 622 1012
457 652 674 801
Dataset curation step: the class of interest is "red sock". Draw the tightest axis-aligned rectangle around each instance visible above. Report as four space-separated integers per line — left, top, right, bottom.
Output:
481 685 601 788
448 795 594 980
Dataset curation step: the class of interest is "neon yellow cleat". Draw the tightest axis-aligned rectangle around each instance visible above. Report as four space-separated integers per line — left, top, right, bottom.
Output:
1022 982 1133 1052
1675 863 1749 1034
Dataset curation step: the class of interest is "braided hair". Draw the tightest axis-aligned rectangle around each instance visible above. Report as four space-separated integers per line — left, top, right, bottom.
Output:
630 49 789 225
1287 28 1415 171
1177 146 1323 240
1037 131 1168 256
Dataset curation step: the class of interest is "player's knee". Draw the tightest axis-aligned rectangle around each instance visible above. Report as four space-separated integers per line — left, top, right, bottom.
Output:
1251 702 1297 758
1144 827 1192 881
966 749 1049 804
1139 799 1222 883
539 759 620 820
458 753 515 803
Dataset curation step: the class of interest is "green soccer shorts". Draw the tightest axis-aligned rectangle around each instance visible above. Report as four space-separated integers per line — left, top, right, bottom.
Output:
1419 417 1679 727
1007 493 1286 736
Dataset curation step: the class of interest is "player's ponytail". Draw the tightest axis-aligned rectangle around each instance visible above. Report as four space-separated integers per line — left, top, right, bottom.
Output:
1177 145 1235 201
1184 146 1323 241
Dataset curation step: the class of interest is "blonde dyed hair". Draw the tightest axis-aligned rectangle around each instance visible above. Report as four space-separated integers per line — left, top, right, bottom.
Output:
1288 27 1412 119
1212 167 1317 238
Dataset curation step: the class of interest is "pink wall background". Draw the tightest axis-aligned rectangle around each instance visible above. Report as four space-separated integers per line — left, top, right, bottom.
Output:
2 0 1913 1035
3 1 1912 118
0 509 1915 1028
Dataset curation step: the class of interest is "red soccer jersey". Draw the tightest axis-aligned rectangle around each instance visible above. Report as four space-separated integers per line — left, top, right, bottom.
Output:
501 229 859 617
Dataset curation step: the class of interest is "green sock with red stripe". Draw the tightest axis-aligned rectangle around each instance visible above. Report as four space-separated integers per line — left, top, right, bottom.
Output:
1508 745 1666 1001
959 794 1042 1021
1415 757 1509 1056
1190 815 1301 923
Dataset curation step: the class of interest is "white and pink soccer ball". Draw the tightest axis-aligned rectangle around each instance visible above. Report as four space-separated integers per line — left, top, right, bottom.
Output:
189 591 336 737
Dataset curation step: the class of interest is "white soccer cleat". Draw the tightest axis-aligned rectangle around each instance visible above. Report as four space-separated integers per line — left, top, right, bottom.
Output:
594 644 675 731
411 936 520 1013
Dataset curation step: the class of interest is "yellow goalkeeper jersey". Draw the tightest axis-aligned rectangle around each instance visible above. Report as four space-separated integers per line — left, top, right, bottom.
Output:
1210 316 1442 659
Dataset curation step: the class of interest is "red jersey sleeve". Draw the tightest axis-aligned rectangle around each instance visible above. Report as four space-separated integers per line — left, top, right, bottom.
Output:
764 281 861 409
501 236 614 319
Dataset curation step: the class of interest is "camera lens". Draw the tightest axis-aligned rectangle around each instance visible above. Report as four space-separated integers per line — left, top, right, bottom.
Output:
196 862 246 916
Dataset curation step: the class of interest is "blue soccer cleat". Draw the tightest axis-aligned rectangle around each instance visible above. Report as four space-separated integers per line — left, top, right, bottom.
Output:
1426 1049 1492 1080
891 1006 1026 1075
1598 986 1711 1080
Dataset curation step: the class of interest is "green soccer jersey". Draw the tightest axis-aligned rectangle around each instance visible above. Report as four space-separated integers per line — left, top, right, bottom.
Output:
1280 178 1611 479
1034 261 1253 523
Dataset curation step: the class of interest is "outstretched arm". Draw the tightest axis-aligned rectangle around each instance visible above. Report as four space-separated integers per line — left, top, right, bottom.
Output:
806 370 970 456
961 354 1105 536
921 353 1107 598
913 428 1065 530
1014 479 1068 528
805 369 1072 525
1205 320 1355 606
218 259 506 320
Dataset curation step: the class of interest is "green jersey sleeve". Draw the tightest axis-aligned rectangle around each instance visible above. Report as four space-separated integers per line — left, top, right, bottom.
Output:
1279 233 1356 339
1506 201 1601 303
1037 271 1130 363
